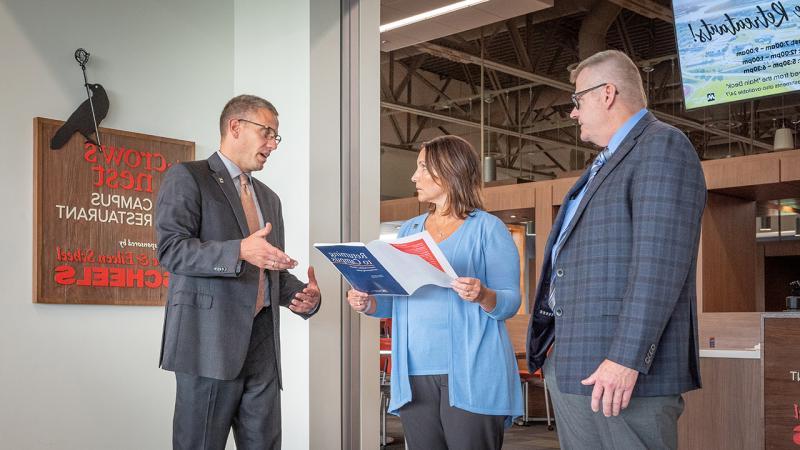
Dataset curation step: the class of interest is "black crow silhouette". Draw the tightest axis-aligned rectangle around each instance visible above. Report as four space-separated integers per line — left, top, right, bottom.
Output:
50 83 109 150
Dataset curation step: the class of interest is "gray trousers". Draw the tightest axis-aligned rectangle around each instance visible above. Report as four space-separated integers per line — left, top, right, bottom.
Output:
173 307 280 450
543 353 684 450
398 375 505 450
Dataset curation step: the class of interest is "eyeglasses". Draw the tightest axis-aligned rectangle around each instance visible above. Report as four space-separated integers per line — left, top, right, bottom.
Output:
570 83 616 110
237 118 282 144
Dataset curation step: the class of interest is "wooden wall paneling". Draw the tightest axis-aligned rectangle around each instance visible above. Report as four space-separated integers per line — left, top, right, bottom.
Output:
551 177 577 206
762 240 800 257
483 183 535 212
762 315 800 450
696 232 704 312
505 313 529 355
697 312 762 350
534 184 554 290
702 152 781 190
756 243 766 312
507 224 527 315
779 150 800 182
380 197 420 222
677 356 763 450
701 192 757 312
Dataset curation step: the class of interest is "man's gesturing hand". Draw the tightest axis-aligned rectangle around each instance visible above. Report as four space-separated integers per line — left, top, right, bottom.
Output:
581 359 639 417
290 266 321 313
239 222 297 270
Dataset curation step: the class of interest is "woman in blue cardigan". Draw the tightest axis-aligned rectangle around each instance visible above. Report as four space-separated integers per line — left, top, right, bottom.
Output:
347 135 523 450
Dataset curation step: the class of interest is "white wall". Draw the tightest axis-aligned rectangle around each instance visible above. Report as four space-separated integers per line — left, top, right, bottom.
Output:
0 1 233 449
233 2 313 448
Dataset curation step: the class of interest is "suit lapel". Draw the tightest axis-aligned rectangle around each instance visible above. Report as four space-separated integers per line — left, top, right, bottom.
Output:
207 153 250 238
556 112 656 247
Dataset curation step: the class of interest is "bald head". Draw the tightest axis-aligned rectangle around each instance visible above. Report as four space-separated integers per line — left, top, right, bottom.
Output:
570 50 647 111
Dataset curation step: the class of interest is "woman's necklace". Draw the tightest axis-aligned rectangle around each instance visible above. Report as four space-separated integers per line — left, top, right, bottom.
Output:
427 214 463 240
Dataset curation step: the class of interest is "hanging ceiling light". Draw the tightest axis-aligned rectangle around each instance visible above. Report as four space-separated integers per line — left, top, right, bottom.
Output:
774 126 795 151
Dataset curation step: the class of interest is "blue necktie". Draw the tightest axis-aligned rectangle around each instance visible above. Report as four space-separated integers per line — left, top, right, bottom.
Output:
547 148 610 312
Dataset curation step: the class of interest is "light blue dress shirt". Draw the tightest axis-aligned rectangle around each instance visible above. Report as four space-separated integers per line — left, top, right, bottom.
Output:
551 108 648 267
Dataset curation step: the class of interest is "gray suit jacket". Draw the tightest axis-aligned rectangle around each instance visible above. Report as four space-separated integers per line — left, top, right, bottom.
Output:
156 152 314 384
527 112 706 396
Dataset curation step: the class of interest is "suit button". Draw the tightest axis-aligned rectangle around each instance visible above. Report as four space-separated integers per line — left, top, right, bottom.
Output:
555 308 563 317
556 269 564 277
650 344 656 351
645 356 652 364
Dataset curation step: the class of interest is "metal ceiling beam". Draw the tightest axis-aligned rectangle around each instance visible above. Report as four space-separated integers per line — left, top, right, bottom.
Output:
652 110 771 150
606 0 674 23
414 42 574 91
412 42 773 151
381 100 598 154
506 17 533 71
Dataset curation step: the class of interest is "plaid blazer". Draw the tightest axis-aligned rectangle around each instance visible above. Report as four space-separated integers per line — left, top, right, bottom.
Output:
526 112 706 397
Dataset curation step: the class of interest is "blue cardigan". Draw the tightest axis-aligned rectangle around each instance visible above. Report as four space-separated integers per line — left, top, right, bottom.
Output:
371 210 524 424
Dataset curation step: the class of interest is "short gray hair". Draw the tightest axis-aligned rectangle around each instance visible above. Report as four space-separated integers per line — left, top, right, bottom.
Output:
219 95 279 137
570 50 647 109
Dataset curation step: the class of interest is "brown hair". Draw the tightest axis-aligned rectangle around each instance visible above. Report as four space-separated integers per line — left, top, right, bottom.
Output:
219 95 279 137
421 135 484 219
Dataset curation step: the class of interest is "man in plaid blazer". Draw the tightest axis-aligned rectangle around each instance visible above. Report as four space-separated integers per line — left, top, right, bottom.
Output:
526 50 706 449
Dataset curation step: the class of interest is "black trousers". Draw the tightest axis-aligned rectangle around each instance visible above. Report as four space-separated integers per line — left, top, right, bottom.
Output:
173 307 280 450
399 375 505 450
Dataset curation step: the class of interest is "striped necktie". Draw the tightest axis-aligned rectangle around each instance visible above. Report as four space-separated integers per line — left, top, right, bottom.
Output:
239 174 266 314
547 148 610 312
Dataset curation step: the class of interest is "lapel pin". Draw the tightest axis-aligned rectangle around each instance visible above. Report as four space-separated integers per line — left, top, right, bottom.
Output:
218 177 225 184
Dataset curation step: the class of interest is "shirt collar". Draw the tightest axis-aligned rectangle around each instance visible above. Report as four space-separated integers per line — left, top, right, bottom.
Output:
606 108 648 155
216 150 249 183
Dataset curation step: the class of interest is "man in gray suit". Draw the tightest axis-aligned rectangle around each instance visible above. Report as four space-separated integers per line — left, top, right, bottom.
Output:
156 95 321 450
526 50 706 449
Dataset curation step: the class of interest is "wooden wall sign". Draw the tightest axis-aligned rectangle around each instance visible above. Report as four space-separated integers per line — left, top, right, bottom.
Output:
33 117 195 306
763 314 800 449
